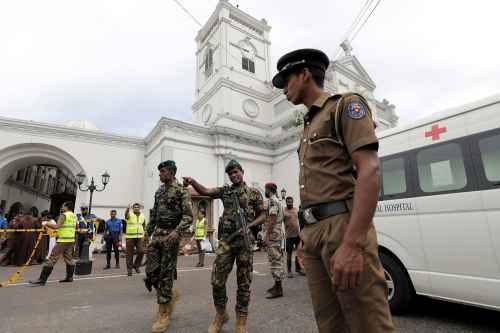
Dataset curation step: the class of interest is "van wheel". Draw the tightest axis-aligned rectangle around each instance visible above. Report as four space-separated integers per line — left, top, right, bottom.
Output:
379 252 413 314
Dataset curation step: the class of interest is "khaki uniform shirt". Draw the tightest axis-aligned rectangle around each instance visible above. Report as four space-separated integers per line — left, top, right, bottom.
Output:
298 92 378 208
283 207 300 239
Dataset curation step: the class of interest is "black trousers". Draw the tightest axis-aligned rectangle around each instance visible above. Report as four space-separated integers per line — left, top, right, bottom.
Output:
77 237 86 258
106 239 120 265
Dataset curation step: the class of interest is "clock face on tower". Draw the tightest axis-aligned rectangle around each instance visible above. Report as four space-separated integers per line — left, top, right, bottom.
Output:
202 104 213 124
242 99 259 118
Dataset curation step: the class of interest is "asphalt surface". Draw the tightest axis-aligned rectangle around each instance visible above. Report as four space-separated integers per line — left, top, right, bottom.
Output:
0 252 499 333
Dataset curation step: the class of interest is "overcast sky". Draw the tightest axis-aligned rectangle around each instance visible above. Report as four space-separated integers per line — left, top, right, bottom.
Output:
1 0 499 136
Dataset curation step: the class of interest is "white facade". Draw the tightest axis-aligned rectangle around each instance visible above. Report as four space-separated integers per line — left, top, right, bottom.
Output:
0 0 398 234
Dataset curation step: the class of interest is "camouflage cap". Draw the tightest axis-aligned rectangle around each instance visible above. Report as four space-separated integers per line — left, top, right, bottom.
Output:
225 159 243 173
158 160 177 171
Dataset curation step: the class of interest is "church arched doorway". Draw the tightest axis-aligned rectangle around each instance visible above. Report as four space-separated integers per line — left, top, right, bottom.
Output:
0 143 85 221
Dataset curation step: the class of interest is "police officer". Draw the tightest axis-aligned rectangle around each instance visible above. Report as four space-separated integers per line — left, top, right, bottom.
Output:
145 160 193 333
263 182 286 299
272 49 394 332
183 160 265 333
30 201 77 286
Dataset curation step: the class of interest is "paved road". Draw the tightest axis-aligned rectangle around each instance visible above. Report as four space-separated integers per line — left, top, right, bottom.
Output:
0 252 498 333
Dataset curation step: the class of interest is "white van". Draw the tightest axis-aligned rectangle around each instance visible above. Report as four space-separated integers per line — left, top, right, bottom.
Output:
375 94 500 313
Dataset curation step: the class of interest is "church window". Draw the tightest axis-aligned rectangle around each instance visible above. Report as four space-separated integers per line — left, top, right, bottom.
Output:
204 48 213 78
242 57 255 73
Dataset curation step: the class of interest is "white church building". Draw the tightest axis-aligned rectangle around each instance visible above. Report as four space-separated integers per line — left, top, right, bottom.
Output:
0 0 399 236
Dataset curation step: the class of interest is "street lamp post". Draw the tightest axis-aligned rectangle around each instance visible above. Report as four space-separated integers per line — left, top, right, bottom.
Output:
75 171 110 275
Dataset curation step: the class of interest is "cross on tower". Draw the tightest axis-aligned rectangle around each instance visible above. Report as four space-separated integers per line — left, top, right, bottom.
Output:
425 124 447 141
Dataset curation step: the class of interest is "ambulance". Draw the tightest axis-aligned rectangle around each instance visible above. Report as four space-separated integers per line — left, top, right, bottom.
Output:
374 94 500 313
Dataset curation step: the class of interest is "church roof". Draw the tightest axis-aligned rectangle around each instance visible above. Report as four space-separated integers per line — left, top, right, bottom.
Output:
64 120 101 131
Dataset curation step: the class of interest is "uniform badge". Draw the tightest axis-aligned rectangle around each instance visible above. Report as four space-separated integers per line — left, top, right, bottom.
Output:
347 101 366 119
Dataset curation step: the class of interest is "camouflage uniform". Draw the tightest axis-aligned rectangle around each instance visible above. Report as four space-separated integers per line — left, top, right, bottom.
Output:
265 196 285 282
146 179 193 305
210 183 264 314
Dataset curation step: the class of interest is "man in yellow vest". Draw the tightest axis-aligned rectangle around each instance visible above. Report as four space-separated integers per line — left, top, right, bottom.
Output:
125 203 146 276
194 210 208 267
30 201 77 286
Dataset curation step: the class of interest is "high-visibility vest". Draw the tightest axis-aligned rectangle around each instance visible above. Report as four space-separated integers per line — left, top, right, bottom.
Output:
194 218 206 240
58 211 77 243
126 213 145 239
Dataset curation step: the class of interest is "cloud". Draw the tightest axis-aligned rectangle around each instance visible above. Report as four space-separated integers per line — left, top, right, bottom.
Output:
0 0 499 134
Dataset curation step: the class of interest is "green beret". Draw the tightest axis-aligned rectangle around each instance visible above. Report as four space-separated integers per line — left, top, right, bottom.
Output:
225 159 243 173
158 160 177 171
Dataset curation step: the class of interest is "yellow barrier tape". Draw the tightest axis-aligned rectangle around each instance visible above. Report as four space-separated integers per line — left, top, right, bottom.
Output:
0 230 44 288
0 228 89 233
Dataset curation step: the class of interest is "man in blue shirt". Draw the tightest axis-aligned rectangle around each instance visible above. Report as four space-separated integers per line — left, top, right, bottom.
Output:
0 208 8 251
104 209 122 269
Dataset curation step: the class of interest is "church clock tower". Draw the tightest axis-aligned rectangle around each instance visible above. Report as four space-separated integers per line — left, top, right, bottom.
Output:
192 0 274 131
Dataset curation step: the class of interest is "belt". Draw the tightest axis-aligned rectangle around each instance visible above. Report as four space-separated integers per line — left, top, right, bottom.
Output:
300 201 348 225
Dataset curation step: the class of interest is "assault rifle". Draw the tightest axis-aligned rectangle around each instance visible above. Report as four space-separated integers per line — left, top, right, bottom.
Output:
217 192 251 253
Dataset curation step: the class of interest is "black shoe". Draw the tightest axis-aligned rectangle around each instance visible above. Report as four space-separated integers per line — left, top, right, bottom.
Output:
287 271 294 278
29 266 53 286
134 267 141 274
296 269 306 276
104 265 111 270
59 265 75 283
127 271 132 276
115 264 120 269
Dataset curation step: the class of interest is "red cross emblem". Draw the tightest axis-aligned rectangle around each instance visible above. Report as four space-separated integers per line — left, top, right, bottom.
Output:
425 124 447 141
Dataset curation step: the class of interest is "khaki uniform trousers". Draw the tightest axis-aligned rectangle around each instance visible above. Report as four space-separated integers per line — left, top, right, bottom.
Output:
126 238 144 272
46 242 75 267
301 212 394 333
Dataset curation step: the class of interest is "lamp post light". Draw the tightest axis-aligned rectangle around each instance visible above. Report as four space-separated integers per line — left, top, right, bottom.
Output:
74 171 110 275
76 171 110 216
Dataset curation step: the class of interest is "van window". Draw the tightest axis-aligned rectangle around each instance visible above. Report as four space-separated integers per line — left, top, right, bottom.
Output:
417 143 467 193
478 134 500 182
382 157 406 196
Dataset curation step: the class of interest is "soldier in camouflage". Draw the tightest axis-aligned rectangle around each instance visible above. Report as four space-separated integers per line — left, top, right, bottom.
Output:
183 159 265 333
145 160 193 333
263 182 286 299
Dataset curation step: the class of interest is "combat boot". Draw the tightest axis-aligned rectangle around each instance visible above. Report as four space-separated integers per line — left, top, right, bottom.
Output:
235 312 248 333
151 303 169 333
59 264 75 283
266 282 277 293
165 289 180 317
29 266 53 286
266 281 283 299
207 306 229 333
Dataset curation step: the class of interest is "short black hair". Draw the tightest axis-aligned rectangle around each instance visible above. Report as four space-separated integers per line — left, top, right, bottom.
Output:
286 196 293 201
288 66 325 88
62 201 74 211
110 209 117 213
133 203 141 208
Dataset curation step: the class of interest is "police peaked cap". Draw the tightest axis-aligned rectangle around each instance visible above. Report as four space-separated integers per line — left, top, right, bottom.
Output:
158 160 177 171
265 182 278 192
272 48 330 89
225 159 243 173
